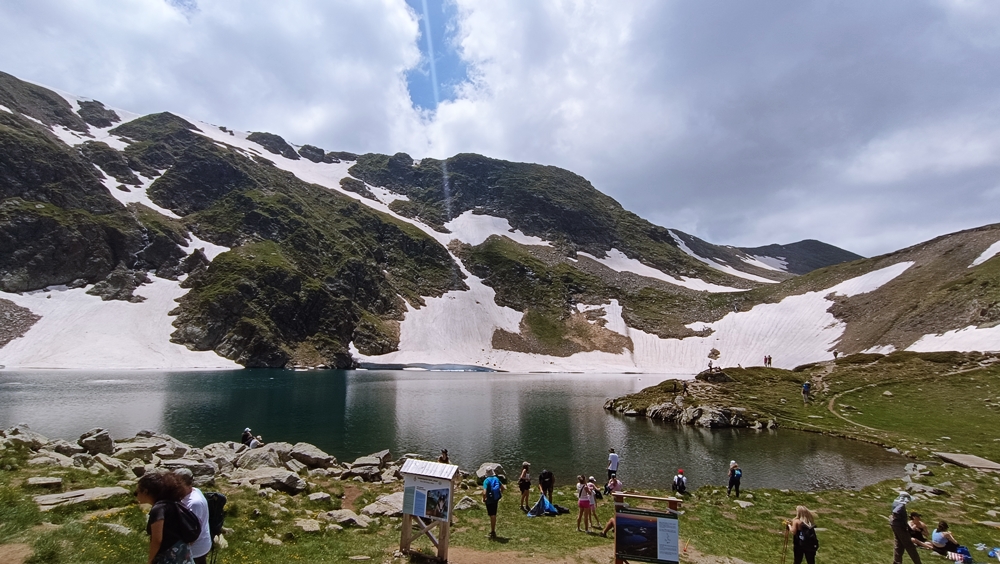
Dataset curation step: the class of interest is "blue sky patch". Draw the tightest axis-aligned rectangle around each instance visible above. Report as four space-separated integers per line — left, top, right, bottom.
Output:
405 0 468 111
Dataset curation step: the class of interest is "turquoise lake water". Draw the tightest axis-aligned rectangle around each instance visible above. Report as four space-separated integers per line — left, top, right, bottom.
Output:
0 369 905 490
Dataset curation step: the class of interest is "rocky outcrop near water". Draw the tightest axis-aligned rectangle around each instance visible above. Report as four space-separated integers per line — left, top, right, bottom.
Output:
604 372 777 429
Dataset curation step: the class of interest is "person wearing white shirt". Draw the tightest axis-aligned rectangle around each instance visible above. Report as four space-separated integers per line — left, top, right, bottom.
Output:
607 448 620 481
174 468 212 564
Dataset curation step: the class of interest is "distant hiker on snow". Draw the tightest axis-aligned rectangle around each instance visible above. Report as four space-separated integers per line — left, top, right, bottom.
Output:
727 461 742 497
671 468 687 495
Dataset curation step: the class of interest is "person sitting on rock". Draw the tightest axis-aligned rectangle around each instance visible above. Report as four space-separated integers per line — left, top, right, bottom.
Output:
671 468 687 495
241 428 252 446
248 435 264 449
930 521 960 555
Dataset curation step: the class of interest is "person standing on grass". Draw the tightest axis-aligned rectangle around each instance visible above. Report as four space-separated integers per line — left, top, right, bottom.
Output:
587 477 603 528
789 505 820 564
576 475 594 532
174 469 211 564
136 472 194 564
727 461 742 497
607 448 620 481
802 381 811 403
890 492 922 564
482 467 504 538
517 462 531 512
538 468 554 501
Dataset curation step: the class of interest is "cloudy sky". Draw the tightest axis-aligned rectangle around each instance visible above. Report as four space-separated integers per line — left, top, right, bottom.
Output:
2 0 999 256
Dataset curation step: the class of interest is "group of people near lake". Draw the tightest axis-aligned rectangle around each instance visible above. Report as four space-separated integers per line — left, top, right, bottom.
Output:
136 468 212 564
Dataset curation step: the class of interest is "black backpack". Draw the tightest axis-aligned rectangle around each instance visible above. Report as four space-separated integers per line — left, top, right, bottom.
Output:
204 492 227 538
797 525 819 550
169 501 202 544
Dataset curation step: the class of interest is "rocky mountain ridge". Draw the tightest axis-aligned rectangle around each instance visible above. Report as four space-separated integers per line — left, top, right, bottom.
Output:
0 69 996 371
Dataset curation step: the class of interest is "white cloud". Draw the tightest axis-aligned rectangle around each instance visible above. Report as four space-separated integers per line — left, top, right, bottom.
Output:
1 0 999 258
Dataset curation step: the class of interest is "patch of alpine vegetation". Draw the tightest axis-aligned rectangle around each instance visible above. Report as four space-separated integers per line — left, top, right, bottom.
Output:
0 108 178 292
0 71 88 132
456 236 740 354
349 152 750 289
78 141 141 186
339 177 376 201
75 100 120 128
101 113 466 368
246 131 299 160
0 298 40 347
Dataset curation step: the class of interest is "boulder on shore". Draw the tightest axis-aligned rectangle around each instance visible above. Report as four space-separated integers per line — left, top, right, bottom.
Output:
361 492 404 517
79 428 115 456
33 486 130 511
475 462 506 484
290 442 337 469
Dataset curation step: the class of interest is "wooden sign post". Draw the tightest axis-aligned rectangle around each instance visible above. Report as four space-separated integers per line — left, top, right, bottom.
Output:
399 459 459 562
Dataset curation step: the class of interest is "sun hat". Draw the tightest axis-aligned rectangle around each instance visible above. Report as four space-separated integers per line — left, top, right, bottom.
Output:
485 467 495 476
588 476 596 483
244 427 251 432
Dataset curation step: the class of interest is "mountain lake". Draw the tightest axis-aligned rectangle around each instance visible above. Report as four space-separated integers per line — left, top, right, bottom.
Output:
0 369 905 490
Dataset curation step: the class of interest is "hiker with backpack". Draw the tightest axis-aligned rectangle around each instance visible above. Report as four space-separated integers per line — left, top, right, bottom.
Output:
671 468 687 495
136 471 201 564
174 469 211 564
482 467 504 538
727 461 742 497
788 505 820 564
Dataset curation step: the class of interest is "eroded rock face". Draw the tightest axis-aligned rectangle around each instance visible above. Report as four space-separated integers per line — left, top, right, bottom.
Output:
235 449 281 471
79 428 115 455
85 264 151 303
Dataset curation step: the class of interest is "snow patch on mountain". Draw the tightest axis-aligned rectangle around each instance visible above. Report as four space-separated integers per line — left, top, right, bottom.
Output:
744 255 788 272
443 211 551 247
0 104 11 113
98 166 180 219
368 185 409 205
908 325 1000 353
970 240 1000 267
357 262 914 372
0 279 240 370
668 230 778 284
862 344 897 355
578 249 746 293
185 233 230 261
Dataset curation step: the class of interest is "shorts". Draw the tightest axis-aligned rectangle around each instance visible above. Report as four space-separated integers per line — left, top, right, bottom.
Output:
485 500 499 516
518 479 531 493
578 499 591 509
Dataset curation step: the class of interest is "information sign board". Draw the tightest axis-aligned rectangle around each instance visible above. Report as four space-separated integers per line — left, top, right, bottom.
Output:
402 473 452 522
614 506 679 564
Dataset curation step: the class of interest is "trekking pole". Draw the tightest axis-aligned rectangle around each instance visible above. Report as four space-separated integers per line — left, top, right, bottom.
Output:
780 521 790 564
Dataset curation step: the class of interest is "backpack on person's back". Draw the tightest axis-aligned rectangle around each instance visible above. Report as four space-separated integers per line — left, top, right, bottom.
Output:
169 501 202 544
734 468 742 479
203 492 227 538
484 476 502 502
797 524 819 550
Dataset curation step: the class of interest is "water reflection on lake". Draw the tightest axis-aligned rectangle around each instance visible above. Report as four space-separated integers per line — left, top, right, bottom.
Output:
0 369 904 490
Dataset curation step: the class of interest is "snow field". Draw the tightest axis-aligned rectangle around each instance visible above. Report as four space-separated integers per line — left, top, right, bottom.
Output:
908 326 1000 353
751 255 790 272
443 211 551 247
0 279 239 370
578 249 746 293
971 240 1000 268
96 166 180 219
668 230 778 284
742 254 787 272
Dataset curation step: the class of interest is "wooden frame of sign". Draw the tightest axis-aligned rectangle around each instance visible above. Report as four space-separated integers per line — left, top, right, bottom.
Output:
399 459 460 562
612 493 683 564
